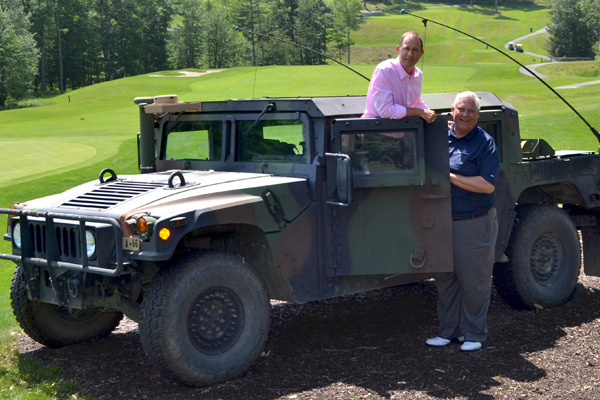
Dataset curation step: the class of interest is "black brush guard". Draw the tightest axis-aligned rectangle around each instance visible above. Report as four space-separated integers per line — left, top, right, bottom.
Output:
0 208 129 277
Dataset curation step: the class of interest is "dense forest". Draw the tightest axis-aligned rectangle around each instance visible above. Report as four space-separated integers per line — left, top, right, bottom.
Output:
0 0 362 107
0 0 599 108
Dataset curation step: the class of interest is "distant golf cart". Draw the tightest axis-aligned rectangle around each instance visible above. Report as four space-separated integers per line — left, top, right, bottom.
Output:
516 43 524 53
508 42 515 50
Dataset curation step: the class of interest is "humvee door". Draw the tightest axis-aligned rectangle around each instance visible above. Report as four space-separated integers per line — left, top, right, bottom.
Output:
326 117 453 276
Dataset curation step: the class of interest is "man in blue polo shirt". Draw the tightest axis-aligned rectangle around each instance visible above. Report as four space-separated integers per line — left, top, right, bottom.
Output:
426 91 500 352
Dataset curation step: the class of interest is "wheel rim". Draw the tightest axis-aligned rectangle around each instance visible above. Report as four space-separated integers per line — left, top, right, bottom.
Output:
187 287 245 355
530 233 562 284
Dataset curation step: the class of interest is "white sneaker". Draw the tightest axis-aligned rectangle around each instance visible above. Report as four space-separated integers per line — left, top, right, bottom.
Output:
426 336 451 347
460 341 482 352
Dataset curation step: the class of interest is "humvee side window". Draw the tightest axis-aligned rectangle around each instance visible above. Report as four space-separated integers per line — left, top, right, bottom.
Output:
477 121 503 162
164 121 222 161
236 120 305 163
342 131 417 174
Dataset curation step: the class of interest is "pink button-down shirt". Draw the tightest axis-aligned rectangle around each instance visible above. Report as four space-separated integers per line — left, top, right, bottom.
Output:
362 57 428 119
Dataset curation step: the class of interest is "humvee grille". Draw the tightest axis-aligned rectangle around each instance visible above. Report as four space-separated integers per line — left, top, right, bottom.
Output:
28 222 81 261
60 181 167 210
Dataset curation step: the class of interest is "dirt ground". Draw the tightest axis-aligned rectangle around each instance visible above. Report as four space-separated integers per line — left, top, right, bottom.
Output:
16 271 600 400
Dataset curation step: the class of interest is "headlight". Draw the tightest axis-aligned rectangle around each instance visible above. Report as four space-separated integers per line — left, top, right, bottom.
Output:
137 215 157 241
85 230 96 259
12 222 21 249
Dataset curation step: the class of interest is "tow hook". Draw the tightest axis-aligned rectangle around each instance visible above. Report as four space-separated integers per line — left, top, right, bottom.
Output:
409 247 427 269
67 277 80 298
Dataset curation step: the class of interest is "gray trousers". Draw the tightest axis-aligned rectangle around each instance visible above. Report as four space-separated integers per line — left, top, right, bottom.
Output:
433 208 498 343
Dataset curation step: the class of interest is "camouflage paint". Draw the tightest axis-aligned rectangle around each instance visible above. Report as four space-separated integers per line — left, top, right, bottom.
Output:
3 92 600 312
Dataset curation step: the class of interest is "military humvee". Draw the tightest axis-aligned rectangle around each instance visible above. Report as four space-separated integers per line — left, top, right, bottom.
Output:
3 92 600 386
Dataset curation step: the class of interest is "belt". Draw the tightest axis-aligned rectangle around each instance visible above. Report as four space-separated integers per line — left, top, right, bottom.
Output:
452 208 493 221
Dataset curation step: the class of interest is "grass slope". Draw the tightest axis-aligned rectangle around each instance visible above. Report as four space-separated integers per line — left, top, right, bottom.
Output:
0 3 599 398
352 6 551 63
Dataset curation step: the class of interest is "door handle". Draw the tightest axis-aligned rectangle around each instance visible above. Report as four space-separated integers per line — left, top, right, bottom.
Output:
418 193 449 200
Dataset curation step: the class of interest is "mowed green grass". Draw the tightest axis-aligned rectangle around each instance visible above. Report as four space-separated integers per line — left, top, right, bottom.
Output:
0 4 600 398
352 5 551 63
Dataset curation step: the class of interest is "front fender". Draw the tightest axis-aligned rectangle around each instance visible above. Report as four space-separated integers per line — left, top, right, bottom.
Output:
129 187 310 261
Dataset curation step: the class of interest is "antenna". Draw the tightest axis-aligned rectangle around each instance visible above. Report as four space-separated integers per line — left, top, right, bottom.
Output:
400 9 600 143
234 26 371 82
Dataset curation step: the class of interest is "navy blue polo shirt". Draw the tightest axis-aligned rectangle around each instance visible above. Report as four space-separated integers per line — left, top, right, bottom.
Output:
449 125 500 218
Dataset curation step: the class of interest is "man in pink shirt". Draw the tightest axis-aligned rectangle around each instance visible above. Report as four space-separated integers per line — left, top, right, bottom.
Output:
362 31 437 124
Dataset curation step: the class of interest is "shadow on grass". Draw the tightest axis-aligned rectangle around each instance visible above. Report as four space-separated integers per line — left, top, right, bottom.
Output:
1 90 66 111
15 275 600 400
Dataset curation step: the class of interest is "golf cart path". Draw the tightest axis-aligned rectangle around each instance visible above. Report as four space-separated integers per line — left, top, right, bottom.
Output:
508 27 600 88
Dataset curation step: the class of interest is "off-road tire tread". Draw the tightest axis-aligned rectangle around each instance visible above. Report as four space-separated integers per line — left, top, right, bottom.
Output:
139 251 270 386
10 267 123 348
493 204 580 310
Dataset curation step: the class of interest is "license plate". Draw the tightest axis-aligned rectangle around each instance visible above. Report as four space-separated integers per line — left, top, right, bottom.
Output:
123 237 140 251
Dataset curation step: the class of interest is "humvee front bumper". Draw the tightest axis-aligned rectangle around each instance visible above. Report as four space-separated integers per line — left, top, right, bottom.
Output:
0 208 131 277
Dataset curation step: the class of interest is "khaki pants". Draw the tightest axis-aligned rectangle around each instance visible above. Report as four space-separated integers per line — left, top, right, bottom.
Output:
433 208 498 343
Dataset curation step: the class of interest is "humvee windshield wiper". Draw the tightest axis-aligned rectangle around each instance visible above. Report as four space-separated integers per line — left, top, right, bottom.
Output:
243 102 276 136
164 112 184 136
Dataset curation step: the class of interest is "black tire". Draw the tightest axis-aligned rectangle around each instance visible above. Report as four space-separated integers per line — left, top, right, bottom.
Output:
493 204 581 310
139 251 271 387
10 267 124 348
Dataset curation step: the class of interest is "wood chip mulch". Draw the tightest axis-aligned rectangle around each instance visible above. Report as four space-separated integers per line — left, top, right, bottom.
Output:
16 270 600 399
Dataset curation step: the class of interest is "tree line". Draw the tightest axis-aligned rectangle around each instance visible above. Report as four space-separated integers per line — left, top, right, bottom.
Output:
547 0 600 59
2 0 598 108
0 0 362 107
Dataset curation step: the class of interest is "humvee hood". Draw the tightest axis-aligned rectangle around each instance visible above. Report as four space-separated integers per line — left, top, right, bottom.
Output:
18 170 310 219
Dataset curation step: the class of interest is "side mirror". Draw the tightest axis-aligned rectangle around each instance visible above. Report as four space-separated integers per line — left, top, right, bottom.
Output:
325 153 352 206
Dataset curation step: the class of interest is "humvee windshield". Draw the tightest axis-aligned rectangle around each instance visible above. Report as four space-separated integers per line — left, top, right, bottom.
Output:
164 120 223 161
162 119 306 164
236 119 305 163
